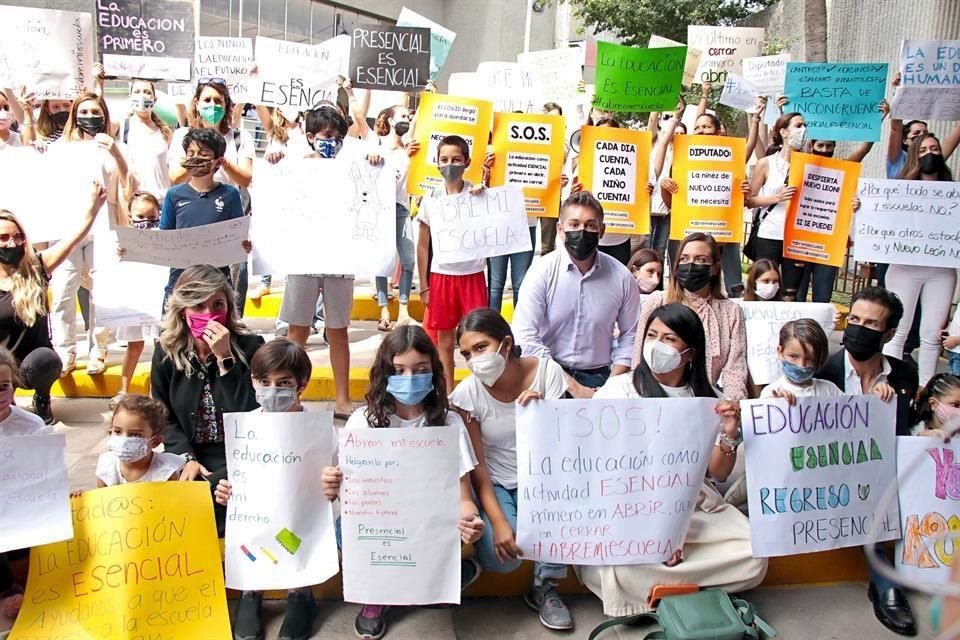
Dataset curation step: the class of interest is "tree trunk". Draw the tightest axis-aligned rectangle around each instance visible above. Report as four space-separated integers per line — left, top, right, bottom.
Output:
803 0 828 62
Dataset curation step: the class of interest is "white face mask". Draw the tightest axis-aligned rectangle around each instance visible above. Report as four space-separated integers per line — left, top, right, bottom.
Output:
635 273 660 294
755 282 780 300
107 434 151 463
467 341 508 387
787 127 806 151
642 340 688 375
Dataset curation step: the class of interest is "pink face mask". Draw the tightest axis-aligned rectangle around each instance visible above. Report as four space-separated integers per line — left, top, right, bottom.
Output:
0 386 13 411
186 310 228 339
935 401 960 427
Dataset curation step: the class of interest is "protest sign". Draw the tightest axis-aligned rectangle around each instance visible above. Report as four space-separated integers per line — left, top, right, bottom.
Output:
784 62 887 142
195 37 254 103
93 239 168 328
670 135 746 242
224 411 339 591
422 184 530 262
0 434 71 554
783 152 861 266
853 179 960 269
741 395 900 557
734 301 836 385
743 54 791 97
116 217 250 269
350 25 430 91
406 92 492 196
518 47 583 102
649 35 701 87
0 6 94 100
11 482 230 640
490 113 565 218
892 40 960 120
251 35 350 109
474 62 542 113
578 126 653 235
96 0 195 81
895 437 960 585
515 398 719 565
397 7 456 82
339 427 461 605
250 152 396 276
687 26 764 85
593 42 685 113
718 73 760 113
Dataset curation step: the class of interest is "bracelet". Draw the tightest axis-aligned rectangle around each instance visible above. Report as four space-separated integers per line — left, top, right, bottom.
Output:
717 442 738 456
420 287 430 294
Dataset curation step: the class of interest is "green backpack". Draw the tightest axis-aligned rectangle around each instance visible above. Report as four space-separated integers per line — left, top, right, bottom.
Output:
588 590 777 640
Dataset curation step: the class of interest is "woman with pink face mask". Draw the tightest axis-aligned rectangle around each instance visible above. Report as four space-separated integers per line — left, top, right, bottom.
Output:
150 264 263 535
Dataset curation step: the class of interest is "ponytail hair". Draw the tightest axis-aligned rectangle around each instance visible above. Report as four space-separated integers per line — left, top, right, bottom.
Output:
915 374 960 425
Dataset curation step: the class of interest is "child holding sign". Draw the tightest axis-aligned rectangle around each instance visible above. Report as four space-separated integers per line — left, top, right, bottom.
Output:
96 395 184 486
760 319 842 401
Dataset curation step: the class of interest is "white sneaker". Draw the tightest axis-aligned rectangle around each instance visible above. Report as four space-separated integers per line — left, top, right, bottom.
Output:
86 349 107 375
58 352 76 378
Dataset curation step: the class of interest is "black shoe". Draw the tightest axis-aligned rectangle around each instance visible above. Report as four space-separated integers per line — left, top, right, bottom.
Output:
32 393 54 425
233 591 264 640
279 591 317 640
868 583 916 636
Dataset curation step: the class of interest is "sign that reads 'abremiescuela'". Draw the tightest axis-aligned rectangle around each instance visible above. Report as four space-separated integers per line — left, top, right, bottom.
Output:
96 0 195 81
351 25 430 91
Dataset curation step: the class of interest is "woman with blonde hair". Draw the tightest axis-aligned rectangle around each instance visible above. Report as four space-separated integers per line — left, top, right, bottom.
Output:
0 182 107 423
150 264 263 535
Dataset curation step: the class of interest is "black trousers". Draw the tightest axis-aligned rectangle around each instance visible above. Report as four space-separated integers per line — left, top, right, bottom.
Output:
21 347 63 397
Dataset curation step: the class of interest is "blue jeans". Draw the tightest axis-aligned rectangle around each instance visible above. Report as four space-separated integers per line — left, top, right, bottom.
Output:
475 484 567 582
565 366 612 390
487 226 537 312
375 204 415 307
948 352 960 375
650 214 670 261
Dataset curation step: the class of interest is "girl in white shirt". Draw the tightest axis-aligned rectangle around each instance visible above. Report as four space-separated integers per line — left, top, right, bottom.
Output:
761 318 843 401
96 394 184 486
117 80 173 205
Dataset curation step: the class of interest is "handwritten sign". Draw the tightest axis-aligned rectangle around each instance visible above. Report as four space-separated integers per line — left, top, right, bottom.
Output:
783 152 861 266
250 152 396 276
396 7 456 82
339 427 461 605
516 399 718 565
97 0 195 81
11 483 231 640
670 134 746 242
784 62 887 142
93 239 168 328
734 301 836 385
687 26 764 85
116 217 250 269
350 25 430 91
0 435 71 554
196 37 253 103
0 6 94 100
490 113 565 218
593 42 685 113
422 184 530 262
741 395 900 557
718 73 760 113
251 35 349 108
406 92 492 196
518 47 583 102
853 178 960 269
578 126 653 235
892 40 960 120
223 411 339 591
743 54 791 97
895 437 960 586
649 35 701 87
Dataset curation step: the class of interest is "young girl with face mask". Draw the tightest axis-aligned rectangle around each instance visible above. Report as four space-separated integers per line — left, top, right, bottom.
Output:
913 374 960 438
0 92 21 150
627 249 663 300
743 259 782 302
760 319 842 402
96 394 184 486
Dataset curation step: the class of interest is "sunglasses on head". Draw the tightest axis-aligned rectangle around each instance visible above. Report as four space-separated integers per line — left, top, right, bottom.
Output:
198 77 227 87
0 233 26 245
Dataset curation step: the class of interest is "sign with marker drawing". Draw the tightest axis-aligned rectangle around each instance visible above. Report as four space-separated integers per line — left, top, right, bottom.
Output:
741 395 900 557
718 73 760 113
96 0 195 81
515 399 719 565
784 62 887 142
687 26 765 85
396 7 456 82
490 113 565 217
223 411 339 591
670 134 746 242
339 427 461 605
892 40 960 120
518 47 584 101
93 238 168 328
195 37 254 103
593 41 685 113
116 217 250 269
350 25 430 91
251 35 349 109
577 126 652 234
742 54 791 97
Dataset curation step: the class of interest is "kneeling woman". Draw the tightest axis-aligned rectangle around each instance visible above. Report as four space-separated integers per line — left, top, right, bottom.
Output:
580 303 767 616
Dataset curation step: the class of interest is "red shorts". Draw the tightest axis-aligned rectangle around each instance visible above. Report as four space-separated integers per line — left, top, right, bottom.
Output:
425 272 487 331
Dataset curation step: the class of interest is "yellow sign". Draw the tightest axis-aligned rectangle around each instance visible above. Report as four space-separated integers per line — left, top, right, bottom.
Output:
490 113 565 218
577 126 652 234
670 134 747 242
11 483 231 640
406 92 493 197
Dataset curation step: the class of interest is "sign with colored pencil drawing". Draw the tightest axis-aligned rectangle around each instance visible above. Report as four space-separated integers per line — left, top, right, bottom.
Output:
490 113 565 218
518 47 583 102
782 152 861 267
784 62 888 142
687 26 765 85
649 35 701 87
11 483 231 640
350 25 431 91
515 399 719 565
578 126 652 235
742 54 791 97
891 40 960 120
406 92 493 196
223 411 339 591
593 41 685 113
895 437 960 585
741 395 900 557
96 0 195 81
396 7 456 82
0 435 72 554
670 134 746 242
195 37 254 103
250 35 349 109
718 73 760 113
339 427 461 606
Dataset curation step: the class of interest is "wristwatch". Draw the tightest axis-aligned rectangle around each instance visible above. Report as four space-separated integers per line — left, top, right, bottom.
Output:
184 453 197 463
218 356 236 373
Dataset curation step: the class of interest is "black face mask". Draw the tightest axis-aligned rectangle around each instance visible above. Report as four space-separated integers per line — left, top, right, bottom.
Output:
811 149 834 158
50 111 69 128
843 323 886 362
920 153 946 176
76 115 106 136
0 245 25 266
563 229 599 261
675 263 713 292
393 121 410 137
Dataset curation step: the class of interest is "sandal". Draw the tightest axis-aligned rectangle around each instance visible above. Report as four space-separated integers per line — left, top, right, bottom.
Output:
377 318 392 332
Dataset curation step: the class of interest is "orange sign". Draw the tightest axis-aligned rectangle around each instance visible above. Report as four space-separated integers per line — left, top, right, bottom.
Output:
577 126 652 234
490 113 565 218
670 134 746 242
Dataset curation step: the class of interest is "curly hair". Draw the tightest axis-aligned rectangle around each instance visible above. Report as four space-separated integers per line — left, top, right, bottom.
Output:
113 394 168 436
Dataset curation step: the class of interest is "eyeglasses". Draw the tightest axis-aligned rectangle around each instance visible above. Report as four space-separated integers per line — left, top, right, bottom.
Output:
198 77 227 87
0 233 26 245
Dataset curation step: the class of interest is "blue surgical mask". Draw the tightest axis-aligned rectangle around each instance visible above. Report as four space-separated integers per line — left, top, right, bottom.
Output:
313 137 342 158
781 360 816 385
386 373 434 406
